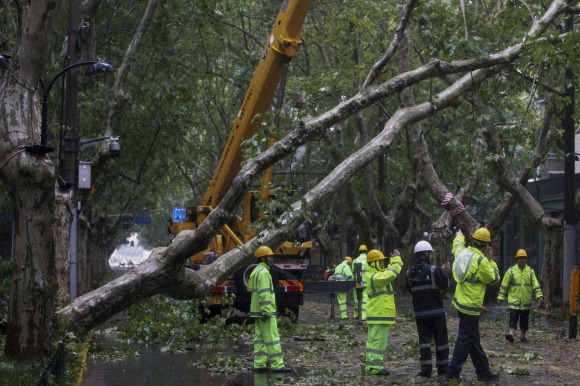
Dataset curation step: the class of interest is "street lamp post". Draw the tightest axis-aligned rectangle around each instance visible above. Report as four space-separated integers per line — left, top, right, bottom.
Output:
562 8 576 339
565 152 579 339
39 60 114 301
40 61 115 148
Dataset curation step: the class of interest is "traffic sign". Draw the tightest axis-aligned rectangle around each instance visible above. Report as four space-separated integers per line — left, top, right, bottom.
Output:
134 216 152 225
172 207 186 222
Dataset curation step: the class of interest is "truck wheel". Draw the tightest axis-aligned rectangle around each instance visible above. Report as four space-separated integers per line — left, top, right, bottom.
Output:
234 264 257 294
199 304 222 323
280 305 299 320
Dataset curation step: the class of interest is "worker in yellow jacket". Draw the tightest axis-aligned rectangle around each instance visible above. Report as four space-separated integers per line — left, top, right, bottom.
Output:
333 256 354 319
446 228 500 383
249 246 291 373
364 248 403 376
497 248 543 343
353 245 369 321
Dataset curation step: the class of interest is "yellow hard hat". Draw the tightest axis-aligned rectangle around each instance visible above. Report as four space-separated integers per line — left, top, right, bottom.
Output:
256 246 274 258
472 227 491 243
344 256 353 264
366 249 386 263
359 244 368 252
515 249 528 259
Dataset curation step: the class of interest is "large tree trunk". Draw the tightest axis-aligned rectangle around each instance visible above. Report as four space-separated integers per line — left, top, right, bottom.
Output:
5 163 57 359
54 191 73 308
541 221 564 306
0 0 67 360
78 215 112 296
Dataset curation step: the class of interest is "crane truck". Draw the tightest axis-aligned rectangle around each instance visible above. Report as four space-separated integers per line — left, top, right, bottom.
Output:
168 0 316 318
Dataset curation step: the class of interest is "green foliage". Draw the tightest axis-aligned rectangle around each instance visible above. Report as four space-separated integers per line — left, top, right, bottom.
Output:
112 294 256 352
192 353 249 375
0 361 45 386
89 342 139 363
514 367 531 376
93 295 306 371
119 296 206 349
36 0 566 257
246 183 314 243
401 339 419 359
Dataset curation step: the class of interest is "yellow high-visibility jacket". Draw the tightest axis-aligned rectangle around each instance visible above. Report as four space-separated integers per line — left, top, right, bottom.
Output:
334 259 353 280
248 262 277 318
452 234 500 316
366 255 403 324
497 264 542 310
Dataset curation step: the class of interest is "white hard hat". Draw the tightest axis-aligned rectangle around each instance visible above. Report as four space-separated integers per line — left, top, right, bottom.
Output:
414 240 434 254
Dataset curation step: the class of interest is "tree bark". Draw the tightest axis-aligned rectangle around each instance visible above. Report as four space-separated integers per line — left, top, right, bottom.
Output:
541 222 564 306
0 0 68 360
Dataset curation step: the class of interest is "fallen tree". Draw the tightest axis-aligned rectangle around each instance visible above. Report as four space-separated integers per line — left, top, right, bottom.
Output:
57 0 573 331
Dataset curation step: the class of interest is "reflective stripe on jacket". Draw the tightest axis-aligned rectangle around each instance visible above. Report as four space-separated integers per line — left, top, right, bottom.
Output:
497 264 542 310
451 234 500 316
406 259 450 319
248 262 277 318
366 255 403 325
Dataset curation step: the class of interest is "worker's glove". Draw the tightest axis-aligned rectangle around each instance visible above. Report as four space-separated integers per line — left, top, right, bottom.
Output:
261 315 269 322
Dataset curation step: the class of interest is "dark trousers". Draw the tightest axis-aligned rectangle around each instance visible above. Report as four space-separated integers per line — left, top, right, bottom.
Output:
509 309 530 331
446 311 492 378
416 315 449 375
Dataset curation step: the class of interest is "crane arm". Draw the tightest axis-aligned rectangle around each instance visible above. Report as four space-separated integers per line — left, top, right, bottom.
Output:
202 0 313 208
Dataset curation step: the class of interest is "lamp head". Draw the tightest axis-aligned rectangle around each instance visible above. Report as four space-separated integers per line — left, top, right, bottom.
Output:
0 54 11 70
109 137 120 158
85 61 115 76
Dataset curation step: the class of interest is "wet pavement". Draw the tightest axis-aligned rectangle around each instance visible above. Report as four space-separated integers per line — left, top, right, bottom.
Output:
81 330 302 386
82 347 285 386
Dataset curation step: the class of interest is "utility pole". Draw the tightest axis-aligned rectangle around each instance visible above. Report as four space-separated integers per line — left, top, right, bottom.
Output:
64 0 82 301
339 126 348 259
562 5 576 337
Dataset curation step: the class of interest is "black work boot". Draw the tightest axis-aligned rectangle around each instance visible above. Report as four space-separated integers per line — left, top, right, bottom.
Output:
375 368 390 376
437 365 448 376
444 373 462 384
477 372 500 382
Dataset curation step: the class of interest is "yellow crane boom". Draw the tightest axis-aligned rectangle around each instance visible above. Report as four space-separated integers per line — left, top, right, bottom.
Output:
203 0 312 208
